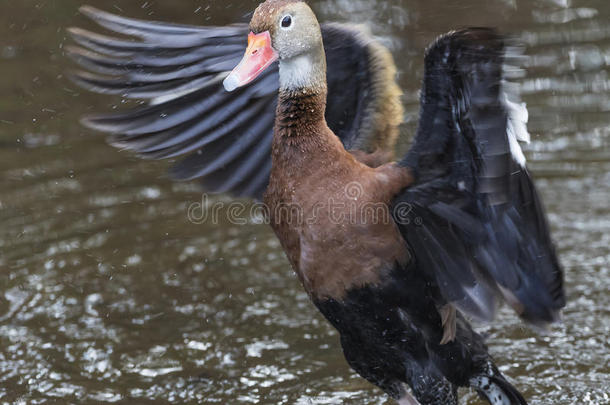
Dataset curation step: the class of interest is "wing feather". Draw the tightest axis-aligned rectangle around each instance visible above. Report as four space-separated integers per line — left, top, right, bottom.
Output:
395 28 565 326
68 6 402 199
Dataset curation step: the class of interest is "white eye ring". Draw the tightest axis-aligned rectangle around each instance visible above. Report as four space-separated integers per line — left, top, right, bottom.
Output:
280 14 293 30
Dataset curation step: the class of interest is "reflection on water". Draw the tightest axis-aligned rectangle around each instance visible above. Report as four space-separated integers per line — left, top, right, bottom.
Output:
0 0 608 404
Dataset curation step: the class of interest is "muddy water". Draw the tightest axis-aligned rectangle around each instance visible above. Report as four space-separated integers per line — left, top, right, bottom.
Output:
0 0 608 403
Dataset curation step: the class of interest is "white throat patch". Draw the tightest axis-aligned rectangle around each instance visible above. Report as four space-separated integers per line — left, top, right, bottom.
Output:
279 54 316 91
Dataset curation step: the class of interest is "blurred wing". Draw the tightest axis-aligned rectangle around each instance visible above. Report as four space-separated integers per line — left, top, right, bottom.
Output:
394 29 565 325
323 23 403 152
68 7 402 199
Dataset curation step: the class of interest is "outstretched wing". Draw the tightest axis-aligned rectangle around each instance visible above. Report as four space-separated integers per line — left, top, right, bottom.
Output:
67 6 402 199
394 28 565 326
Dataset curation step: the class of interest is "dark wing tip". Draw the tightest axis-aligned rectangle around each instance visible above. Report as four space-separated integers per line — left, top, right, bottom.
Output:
78 5 102 18
430 27 503 46
79 113 108 132
67 7 278 200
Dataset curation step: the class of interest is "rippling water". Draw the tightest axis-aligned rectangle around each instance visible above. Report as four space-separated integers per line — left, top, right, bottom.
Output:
0 0 608 404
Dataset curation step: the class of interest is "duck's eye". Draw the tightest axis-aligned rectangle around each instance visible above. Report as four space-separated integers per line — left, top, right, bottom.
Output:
281 15 292 29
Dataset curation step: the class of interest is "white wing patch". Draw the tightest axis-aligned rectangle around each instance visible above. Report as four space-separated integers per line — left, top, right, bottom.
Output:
503 92 530 168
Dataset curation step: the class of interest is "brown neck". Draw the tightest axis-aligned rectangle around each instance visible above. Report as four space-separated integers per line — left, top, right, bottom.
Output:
272 44 343 175
273 46 330 146
276 88 326 132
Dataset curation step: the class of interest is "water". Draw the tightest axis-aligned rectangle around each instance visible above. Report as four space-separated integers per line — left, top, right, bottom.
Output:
0 0 608 403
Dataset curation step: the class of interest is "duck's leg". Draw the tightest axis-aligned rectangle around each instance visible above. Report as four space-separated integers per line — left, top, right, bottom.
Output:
397 391 421 405
408 375 459 405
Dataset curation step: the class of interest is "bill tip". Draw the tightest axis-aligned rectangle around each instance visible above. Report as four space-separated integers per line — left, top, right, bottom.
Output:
223 73 240 92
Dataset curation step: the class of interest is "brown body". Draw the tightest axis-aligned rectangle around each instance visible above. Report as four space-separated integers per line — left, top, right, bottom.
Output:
264 88 413 299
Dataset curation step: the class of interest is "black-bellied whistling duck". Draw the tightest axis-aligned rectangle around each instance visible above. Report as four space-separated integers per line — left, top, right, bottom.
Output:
69 2 565 404
67 6 402 198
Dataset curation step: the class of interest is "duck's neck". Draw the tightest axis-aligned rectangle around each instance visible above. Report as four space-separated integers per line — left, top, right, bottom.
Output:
279 47 327 95
274 47 329 143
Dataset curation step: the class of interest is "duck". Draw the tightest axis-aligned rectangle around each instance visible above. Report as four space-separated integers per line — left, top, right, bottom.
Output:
68 2 565 404
67 5 403 199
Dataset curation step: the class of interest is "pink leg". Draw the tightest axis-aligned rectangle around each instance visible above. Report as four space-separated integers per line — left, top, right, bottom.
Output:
397 391 421 405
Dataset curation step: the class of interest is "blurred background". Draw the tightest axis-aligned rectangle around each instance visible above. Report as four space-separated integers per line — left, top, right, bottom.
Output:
0 0 608 403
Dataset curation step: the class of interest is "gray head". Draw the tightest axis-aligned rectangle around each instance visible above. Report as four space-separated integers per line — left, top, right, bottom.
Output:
249 0 323 61
223 0 327 92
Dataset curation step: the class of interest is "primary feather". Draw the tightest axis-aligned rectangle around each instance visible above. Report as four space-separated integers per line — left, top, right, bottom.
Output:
67 6 402 199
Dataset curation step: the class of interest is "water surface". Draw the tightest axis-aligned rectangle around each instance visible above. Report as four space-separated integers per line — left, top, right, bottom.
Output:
0 0 608 403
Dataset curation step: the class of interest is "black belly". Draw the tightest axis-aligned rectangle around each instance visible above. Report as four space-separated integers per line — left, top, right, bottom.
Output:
312 262 491 397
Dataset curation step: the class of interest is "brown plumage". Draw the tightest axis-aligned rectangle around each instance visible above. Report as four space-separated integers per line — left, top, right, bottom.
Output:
236 0 414 300
355 36 404 152
265 87 412 299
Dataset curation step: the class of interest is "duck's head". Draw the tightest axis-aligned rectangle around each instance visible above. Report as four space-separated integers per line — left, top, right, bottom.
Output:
223 0 325 92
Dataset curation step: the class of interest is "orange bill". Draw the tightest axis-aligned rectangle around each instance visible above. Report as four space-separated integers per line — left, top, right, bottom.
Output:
223 31 279 92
